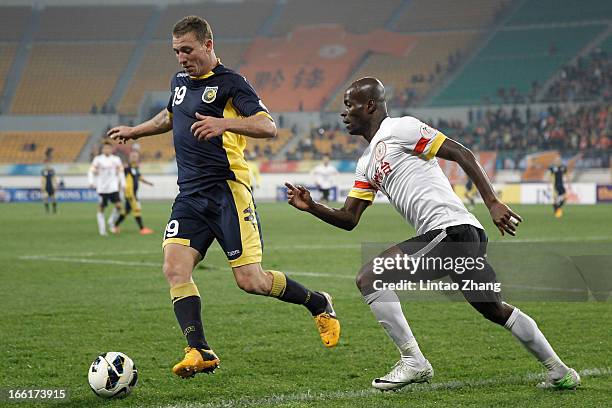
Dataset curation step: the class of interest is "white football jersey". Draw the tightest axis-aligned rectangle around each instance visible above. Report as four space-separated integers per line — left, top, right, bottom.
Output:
89 154 123 194
312 163 339 189
348 116 482 235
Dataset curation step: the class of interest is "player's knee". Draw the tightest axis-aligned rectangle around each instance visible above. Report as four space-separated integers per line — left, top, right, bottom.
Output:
162 257 190 287
355 266 374 294
480 303 513 326
233 266 269 295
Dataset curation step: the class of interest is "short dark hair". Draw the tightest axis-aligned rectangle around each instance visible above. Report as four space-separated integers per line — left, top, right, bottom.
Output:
173 15 213 43
102 139 113 146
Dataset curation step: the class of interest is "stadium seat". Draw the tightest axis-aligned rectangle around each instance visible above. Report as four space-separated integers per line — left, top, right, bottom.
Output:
154 1 275 40
0 43 18 95
36 5 153 40
0 6 31 41
327 32 478 111
393 0 507 31
270 0 399 36
0 131 90 163
118 40 250 115
430 25 606 106
10 42 134 114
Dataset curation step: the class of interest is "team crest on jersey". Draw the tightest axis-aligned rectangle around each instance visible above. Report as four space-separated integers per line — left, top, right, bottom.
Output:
202 86 218 103
420 124 436 139
374 141 387 162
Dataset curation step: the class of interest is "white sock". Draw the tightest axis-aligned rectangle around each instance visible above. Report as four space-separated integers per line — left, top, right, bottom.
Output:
364 290 427 367
504 307 569 379
97 212 106 235
108 208 119 226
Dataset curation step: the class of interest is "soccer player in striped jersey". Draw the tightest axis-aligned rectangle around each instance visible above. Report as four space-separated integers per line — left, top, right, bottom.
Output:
286 78 579 391
114 151 154 235
108 16 339 378
40 160 58 214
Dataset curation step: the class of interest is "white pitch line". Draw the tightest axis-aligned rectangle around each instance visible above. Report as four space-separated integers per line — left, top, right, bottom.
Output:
159 367 611 408
18 255 160 268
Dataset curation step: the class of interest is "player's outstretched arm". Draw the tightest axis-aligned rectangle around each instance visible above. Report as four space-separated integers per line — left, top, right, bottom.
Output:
191 112 276 141
108 108 173 144
437 138 522 236
285 182 369 231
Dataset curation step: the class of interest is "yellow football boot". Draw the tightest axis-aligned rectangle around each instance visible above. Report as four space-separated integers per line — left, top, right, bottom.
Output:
314 291 340 348
172 347 219 378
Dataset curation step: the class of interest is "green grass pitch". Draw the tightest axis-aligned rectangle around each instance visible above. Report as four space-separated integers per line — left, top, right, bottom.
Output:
0 202 610 407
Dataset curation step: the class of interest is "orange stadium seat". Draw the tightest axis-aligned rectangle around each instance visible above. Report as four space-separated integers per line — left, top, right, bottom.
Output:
118 40 250 115
0 131 90 163
10 42 134 114
36 6 153 40
328 32 479 111
244 128 293 158
124 131 175 162
240 26 415 111
0 6 31 41
154 1 275 40
270 0 400 36
120 128 290 162
393 0 508 32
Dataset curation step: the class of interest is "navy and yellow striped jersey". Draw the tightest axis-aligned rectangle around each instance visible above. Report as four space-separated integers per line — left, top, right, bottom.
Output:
41 167 55 192
125 165 140 197
166 62 272 196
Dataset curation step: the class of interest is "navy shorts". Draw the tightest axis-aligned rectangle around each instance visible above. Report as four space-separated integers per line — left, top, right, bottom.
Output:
162 180 263 267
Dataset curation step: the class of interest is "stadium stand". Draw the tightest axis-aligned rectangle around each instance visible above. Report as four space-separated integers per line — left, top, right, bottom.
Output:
117 127 291 162
10 42 134 114
36 6 153 41
0 43 18 98
0 6 32 41
123 131 175 162
241 25 414 111
118 40 250 115
438 103 610 168
544 50 611 102
328 32 478 110
154 1 275 40
430 25 606 106
0 131 90 163
393 0 509 32
244 128 294 160
505 0 612 25
270 0 400 36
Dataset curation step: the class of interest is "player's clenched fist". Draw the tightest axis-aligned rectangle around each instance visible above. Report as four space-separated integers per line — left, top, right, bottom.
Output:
488 200 522 236
107 126 137 144
285 182 314 211
191 112 227 141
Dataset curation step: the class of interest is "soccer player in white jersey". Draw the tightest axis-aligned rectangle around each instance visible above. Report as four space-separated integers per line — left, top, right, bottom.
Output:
286 78 580 391
311 155 339 202
88 140 125 236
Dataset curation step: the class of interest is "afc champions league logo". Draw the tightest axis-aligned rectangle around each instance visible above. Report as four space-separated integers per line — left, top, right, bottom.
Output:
374 141 386 162
202 86 218 103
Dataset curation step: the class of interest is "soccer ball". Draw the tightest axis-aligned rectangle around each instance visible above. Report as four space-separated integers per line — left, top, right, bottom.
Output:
88 352 138 398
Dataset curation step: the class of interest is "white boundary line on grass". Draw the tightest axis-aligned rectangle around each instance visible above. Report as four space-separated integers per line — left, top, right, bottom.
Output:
159 367 611 408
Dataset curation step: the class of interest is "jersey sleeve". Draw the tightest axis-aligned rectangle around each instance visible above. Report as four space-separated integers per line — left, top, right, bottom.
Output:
347 160 376 202
393 117 447 160
231 75 273 121
166 75 176 117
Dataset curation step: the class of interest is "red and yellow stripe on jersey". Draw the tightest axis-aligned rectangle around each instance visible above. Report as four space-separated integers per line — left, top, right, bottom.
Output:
348 180 376 202
413 132 447 161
